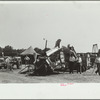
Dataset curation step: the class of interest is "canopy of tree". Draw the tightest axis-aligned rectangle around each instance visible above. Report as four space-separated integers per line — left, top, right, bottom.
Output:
0 45 25 56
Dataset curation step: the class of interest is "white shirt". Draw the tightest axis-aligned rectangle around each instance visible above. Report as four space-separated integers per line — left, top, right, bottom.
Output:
78 57 82 63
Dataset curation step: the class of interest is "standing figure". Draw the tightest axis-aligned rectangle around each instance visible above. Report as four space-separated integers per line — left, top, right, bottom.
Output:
77 54 82 74
95 54 100 75
5 57 13 71
81 54 87 72
69 54 76 74
86 53 91 69
16 59 20 69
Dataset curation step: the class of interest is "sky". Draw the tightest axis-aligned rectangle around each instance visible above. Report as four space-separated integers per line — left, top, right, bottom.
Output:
0 1 100 53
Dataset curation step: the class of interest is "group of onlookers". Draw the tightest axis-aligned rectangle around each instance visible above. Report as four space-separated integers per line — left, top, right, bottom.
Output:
68 52 100 75
0 56 21 71
68 53 83 74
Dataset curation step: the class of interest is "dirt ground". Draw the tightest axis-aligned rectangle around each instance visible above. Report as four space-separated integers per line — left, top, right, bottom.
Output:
0 65 100 83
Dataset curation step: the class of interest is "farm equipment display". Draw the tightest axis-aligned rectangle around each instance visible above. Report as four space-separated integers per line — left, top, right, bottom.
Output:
19 47 63 75
33 47 62 75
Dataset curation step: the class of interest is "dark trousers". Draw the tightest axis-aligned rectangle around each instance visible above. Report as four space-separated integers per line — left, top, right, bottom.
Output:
77 63 80 73
69 62 74 73
95 63 100 75
77 63 82 74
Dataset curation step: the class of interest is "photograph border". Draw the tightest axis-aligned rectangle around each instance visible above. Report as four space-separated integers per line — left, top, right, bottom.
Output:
0 1 100 99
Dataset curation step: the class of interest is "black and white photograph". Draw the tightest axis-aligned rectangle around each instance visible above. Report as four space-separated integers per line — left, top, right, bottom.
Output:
1 1 100 99
0 1 100 84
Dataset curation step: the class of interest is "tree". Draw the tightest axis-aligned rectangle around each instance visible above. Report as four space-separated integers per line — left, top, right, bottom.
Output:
3 45 13 52
17 49 25 55
0 47 3 53
0 47 3 56
3 45 13 56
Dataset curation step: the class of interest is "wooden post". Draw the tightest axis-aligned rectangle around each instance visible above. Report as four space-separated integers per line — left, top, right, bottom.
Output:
45 40 47 50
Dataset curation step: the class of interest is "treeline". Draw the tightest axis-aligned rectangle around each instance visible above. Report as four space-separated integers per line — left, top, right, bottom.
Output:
0 45 25 57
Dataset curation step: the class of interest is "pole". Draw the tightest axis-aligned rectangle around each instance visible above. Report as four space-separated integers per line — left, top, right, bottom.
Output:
45 40 47 49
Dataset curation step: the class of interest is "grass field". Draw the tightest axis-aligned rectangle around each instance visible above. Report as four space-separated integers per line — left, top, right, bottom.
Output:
0 65 100 83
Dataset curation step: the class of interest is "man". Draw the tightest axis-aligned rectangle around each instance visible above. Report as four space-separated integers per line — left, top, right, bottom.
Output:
86 53 91 69
16 59 20 69
77 54 82 74
95 54 100 75
69 54 76 74
5 57 13 71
